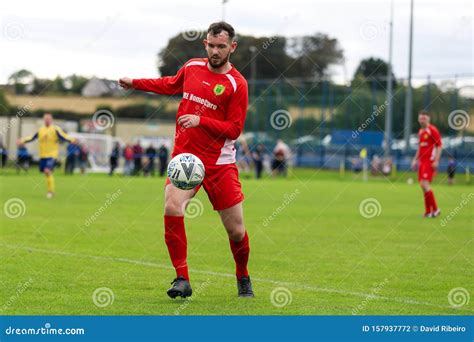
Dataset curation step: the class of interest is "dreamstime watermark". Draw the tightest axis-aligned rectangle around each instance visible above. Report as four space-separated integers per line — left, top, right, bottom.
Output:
352 101 388 139
84 189 122 227
448 110 470 131
1 102 33 135
3 198 26 219
359 198 382 219
92 109 115 131
448 287 470 308
4 323 85 336
270 109 292 130
0 278 34 313
262 189 300 227
270 287 292 308
352 278 389 315
3 21 25 41
182 198 204 219
92 287 114 308
181 23 204 42
440 192 473 227
359 21 380 41
262 36 278 49
174 278 211 315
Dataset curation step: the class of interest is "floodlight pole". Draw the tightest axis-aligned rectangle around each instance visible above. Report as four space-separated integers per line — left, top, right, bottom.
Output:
403 0 414 152
249 46 257 97
384 0 394 157
222 0 228 21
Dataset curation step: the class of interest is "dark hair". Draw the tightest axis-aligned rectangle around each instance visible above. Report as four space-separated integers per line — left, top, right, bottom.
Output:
207 21 235 40
419 111 430 116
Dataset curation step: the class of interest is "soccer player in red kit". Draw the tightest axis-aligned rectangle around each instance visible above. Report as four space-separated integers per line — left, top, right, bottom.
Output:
411 111 442 218
119 22 253 298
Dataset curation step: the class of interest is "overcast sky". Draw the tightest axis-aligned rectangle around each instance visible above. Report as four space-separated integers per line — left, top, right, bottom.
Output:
1 0 472 85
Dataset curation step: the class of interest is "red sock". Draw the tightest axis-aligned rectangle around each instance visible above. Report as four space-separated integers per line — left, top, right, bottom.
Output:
423 191 431 214
427 190 438 212
229 231 250 280
164 215 189 281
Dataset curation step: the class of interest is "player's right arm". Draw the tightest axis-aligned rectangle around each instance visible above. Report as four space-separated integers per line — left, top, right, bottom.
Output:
119 65 185 96
17 132 38 145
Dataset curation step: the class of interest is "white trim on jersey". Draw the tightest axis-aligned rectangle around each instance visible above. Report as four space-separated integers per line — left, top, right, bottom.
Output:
431 148 436 161
186 61 206 68
225 74 237 92
216 138 236 164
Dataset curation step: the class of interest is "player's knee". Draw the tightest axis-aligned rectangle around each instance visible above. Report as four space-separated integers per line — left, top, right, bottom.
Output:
420 182 430 192
164 199 184 216
228 226 245 241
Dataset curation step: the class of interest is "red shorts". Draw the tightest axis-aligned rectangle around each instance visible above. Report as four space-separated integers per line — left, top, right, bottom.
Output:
165 163 244 211
418 162 436 182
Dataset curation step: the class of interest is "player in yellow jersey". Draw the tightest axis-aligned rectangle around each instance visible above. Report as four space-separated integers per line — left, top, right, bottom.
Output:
17 113 75 198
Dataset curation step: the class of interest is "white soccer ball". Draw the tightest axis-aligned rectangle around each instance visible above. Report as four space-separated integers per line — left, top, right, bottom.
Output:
167 153 205 190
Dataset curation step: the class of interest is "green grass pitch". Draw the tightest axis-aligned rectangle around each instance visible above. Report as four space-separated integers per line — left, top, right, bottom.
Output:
1 168 472 315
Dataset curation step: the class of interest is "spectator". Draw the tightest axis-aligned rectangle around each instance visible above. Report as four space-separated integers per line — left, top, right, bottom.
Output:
65 141 80 175
0 141 8 168
158 144 169 177
144 144 157 177
382 157 392 176
272 139 290 177
123 144 134 176
447 156 456 185
78 144 88 174
371 155 381 175
132 141 143 175
252 144 265 179
352 157 362 173
109 142 120 176
16 144 31 173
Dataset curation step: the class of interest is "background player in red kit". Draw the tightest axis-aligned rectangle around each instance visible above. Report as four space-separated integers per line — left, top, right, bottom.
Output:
119 22 253 298
411 111 442 218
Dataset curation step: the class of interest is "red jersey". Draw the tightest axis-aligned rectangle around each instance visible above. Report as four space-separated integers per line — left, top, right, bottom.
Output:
132 58 248 165
418 124 442 162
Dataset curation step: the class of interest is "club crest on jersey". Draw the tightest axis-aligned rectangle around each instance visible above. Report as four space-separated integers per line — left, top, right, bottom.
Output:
213 84 225 96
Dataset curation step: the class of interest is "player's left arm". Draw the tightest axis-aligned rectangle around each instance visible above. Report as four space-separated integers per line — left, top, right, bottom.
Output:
54 126 76 143
432 127 442 169
179 82 248 140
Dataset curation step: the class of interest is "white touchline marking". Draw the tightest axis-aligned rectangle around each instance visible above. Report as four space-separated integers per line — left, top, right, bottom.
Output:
1 243 470 312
